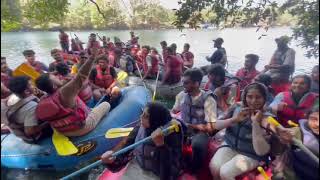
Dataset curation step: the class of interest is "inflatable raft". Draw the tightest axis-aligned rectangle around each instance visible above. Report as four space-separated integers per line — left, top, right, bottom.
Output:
1 86 151 170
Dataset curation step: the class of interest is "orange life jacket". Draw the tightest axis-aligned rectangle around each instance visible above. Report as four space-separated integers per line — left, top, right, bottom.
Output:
36 91 89 133
94 65 114 89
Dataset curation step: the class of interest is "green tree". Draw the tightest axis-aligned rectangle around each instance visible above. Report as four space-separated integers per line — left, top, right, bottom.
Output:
174 0 319 58
1 0 22 31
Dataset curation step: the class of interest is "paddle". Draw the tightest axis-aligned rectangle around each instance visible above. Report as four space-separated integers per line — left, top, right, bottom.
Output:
60 122 180 180
117 71 128 88
105 127 134 139
135 62 147 89
152 69 160 101
52 129 78 156
257 166 269 180
13 63 40 83
267 117 319 164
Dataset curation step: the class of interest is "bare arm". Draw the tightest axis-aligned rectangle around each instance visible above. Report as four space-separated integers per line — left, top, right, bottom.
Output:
252 119 271 156
60 48 98 107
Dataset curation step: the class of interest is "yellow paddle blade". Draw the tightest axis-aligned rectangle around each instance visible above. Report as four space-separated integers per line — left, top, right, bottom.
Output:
117 71 128 82
105 127 134 139
267 116 281 127
288 120 299 127
52 129 78 156
13 63 40 84
257 166 269 180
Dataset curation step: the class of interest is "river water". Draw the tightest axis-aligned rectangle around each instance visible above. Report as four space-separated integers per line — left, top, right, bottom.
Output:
1 27 318 180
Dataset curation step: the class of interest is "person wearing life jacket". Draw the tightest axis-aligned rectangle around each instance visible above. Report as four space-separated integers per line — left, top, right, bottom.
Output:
181 43 194 70
262 36 295 94
89 55 117 102
171 68 217 173
162 46 183 85
55 62 94 107
276 108 319 180
2 76 51 143
1 57 12 99
48 49 74 72
235 54 260 91
210 83 273 180
35 48 110 137
135 46 150 75
143 47 160 80
87 33 101 54
130 31 139 45
205 64 241 118
160 41 168 66
71 38 82 52
75 37 84 50
269 75 319 127
206 37 228 67
101 102 183 180
59 29 69 53
22 50 48 73
71 51 87 75
310 65 319 94
120 45 135 74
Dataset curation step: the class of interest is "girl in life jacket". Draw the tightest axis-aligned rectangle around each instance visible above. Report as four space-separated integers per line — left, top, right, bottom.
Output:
101 102 183 180
89 55 117 102
210 83 273 180
269 75 319 127
276 108 319 180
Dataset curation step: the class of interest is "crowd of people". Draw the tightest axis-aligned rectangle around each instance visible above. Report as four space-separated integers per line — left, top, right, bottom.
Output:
1 29 319 180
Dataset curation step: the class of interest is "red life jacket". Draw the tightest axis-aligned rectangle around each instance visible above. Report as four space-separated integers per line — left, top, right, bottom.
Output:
71 42 81 52
94 65 114 89
78 79 93 103
142 54 160 77
278 92 318 126
30 61 45 73
167 55 183 76
61 53 79 64
182 51 194 68
60 33 69 43
88 40 101 49
36 91 90 133
136 51 147 70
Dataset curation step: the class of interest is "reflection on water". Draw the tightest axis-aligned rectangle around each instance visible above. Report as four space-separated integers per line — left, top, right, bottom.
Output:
1 27 318 75
1 27 318 179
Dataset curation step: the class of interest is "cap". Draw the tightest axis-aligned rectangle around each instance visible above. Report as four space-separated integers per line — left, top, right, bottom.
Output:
213 37 224 44
275 35 291 44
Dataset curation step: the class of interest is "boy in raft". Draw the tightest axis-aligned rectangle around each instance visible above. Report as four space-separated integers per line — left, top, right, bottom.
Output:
142 47 161 80
22 50 48 73
89 54 118 103
310 65 319 94
87 33 101 54
171 68 217 174
161 46 183 85
2 76 51 143
101 102 183 180
209 83 273 180
55 62 94 107
275 108 319 180
181 43 194 70
262 36 295 93
205 64 240 118
119 45 135 75
71 51 88 75
59 29 69 53
160 41 168 65
48 49 74 72
35 48 110 137
235 54 260 91
269 75 319 127
206 37 227 67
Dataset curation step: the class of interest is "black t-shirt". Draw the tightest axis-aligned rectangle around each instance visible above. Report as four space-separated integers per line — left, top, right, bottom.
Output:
89 66 117 81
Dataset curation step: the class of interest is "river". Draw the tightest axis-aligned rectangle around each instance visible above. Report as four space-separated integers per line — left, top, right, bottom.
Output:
1 27 318 180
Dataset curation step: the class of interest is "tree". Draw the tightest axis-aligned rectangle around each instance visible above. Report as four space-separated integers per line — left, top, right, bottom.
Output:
174 0 319 59
1 0 22 31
